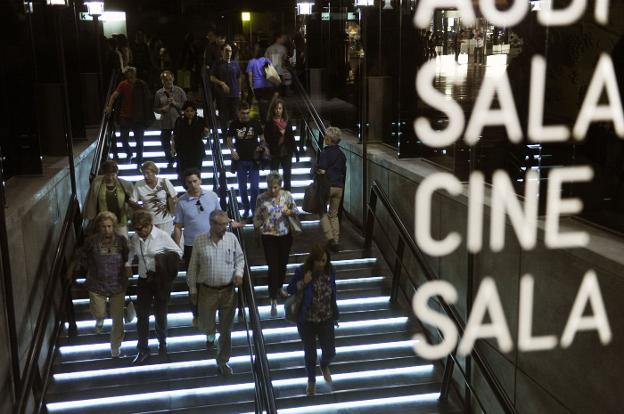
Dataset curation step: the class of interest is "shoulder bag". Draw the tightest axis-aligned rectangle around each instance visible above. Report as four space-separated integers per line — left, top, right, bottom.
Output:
264 62 282 86
284 289 304 323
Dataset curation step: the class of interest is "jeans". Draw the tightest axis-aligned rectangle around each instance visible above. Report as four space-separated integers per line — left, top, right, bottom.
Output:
261 233 293 300
118 117 145 164
136 277 172 352
270 155 293 191
297 320 336 383
236 160 259 213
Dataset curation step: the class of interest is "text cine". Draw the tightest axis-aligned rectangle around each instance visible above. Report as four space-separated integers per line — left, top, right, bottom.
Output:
410 1 618 360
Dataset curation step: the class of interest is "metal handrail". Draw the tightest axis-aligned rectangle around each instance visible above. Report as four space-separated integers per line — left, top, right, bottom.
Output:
364 179 518 414
15 194 81 414
289 69 325 156
200 69 227 209
226 188 278 414
90 71 119 181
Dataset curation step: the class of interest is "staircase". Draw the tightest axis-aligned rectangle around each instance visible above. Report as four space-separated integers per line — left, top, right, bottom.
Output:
44 112 462 412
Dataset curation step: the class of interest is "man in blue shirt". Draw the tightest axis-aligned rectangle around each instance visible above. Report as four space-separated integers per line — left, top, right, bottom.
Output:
210 43 242 135
173 168 221 268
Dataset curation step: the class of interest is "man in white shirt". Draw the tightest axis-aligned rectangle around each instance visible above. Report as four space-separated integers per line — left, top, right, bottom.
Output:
126 209 183 365
187 210 244 376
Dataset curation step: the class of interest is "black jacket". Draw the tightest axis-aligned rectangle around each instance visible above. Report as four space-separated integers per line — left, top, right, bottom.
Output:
264 119 298 158
153 251 180 290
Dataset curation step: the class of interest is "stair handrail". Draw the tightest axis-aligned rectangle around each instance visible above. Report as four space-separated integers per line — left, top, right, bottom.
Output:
15 194 81 414
200 69 228 209
90 70 120 181
289 69 325 157
364 179 518 414
226 188 278 414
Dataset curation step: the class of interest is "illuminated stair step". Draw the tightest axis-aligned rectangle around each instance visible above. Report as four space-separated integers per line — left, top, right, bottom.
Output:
54 339 418 383
71 277 383 307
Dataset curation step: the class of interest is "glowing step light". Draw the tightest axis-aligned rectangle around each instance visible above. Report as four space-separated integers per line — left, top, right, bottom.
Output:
59 316 403 356
54 339 418 382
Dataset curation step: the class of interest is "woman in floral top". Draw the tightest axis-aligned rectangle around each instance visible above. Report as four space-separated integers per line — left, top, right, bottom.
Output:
132 161 177 235
70 211 130 358
286 244 339 396
253 172 299 316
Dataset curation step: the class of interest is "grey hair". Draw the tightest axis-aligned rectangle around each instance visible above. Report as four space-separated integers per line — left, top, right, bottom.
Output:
325 127 342 144
266 172 283 187
209 209 228 222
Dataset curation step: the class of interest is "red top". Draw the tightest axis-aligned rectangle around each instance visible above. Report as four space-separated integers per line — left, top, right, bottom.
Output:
116 80 134 119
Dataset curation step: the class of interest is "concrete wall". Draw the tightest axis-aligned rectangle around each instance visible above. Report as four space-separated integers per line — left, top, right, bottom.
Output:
338 132 624 413
0 140 96 412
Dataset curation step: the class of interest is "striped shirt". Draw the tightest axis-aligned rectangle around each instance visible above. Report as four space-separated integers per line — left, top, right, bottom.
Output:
187 232 244 294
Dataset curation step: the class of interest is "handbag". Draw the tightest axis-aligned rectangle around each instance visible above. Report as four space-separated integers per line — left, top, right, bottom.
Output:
163 179 176 215
287 214 303 235
264 63 282 86
284 289 303 323
124 300 136 324
302 179 321 214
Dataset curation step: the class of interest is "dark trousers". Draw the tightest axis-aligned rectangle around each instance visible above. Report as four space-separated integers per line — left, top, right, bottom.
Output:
297 320 336 383
217 96 240 135
236 160 260 213
160 128 174 165
118 117 145 164
136 276 172 352
261 233 293 300
253 87 275 123
270 155 293 191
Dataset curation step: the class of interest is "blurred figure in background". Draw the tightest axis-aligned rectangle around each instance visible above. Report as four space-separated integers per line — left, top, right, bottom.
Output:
154 70 187 169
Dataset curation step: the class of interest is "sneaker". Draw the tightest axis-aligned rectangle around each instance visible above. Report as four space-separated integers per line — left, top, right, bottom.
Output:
321 366 332 384
270 301 278 317
306 381 316 396
217 363 233 377
111 348 120 359
328 239 340 253
95 318 104 334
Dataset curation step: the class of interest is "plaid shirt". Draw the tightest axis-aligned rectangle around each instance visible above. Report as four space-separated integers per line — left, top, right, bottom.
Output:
187 232 244 294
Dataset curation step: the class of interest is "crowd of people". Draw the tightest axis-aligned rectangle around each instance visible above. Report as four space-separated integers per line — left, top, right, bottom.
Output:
69 28 347 394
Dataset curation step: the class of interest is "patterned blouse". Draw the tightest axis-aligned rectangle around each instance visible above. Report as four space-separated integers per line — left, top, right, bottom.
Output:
77 234 129 296
254 190 298 236
305 272 334 323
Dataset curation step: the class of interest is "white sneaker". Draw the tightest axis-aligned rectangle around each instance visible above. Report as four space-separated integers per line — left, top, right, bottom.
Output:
111 348 120 358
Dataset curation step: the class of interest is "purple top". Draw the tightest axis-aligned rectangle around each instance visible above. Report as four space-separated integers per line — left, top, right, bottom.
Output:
246 57 274 90
78 234 129 296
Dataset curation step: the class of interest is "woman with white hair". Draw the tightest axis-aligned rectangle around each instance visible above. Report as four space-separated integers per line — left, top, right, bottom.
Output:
133 160 177 235
316 127 346 252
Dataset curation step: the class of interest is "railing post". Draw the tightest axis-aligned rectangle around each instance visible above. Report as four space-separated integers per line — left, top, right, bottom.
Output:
390 238 405 303
440 354 456 401
363 185 377 249
0 153 21 411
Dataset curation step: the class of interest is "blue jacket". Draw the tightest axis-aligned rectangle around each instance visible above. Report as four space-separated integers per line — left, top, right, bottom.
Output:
287 264 340 324
317 145 346 188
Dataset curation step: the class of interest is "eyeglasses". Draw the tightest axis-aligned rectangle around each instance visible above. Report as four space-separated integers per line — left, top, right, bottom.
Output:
196 199 204 212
